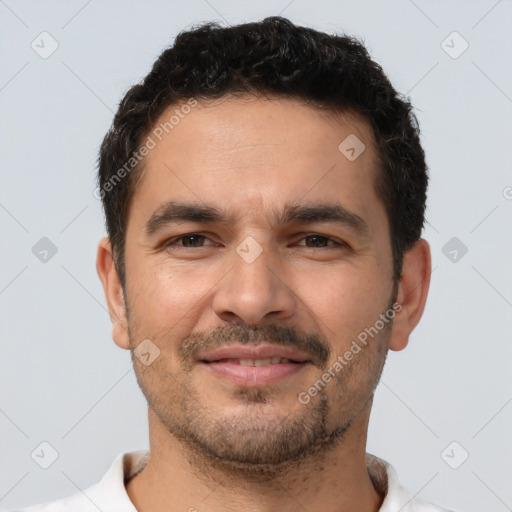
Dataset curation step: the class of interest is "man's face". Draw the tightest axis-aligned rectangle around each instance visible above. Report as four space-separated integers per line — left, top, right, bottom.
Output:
120 96 397 469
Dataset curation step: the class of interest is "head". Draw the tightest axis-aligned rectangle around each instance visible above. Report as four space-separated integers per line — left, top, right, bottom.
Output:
96 17 431 474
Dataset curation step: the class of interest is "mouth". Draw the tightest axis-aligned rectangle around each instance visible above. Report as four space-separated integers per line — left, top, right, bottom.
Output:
198 345 312 386
205 357 302 366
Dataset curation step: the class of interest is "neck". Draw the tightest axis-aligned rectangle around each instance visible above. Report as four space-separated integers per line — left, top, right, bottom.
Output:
126 402 384 512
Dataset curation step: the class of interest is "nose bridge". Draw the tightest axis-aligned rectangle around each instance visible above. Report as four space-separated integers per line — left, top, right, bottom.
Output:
234 235 275 289
212 235 296 325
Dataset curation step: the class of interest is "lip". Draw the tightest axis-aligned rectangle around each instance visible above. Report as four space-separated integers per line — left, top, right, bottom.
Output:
198 344 312 387
199 344 311 363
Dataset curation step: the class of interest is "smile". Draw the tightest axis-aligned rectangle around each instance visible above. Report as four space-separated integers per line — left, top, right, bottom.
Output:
208 357 298 366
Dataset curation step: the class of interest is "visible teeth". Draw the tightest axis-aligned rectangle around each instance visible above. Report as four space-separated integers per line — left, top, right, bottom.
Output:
239 358 292 366
254 358 271 367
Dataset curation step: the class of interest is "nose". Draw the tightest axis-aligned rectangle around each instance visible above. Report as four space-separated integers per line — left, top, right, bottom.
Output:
212 240 297 326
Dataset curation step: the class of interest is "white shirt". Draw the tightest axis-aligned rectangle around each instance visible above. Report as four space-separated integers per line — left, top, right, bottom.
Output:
9 450 455 511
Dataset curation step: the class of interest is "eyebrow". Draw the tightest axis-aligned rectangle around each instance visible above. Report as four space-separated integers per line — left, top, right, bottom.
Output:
145 200 370 239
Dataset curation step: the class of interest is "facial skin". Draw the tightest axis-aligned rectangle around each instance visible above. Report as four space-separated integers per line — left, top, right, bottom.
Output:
97 95 431 512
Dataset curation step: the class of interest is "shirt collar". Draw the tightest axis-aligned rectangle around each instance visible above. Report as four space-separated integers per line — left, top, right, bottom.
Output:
96 450 426 511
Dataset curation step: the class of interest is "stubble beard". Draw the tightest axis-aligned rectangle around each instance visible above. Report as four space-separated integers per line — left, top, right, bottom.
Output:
126 292 395 480
130 337 389 481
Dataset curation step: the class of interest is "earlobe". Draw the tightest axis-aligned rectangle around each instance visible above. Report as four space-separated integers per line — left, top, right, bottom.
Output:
388 239 431 352
96 237 131 350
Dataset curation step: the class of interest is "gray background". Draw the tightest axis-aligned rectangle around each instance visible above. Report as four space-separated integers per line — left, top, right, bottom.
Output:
1 0 511 510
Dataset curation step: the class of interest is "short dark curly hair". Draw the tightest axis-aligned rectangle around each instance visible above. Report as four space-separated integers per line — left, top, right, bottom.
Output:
98 16 428 287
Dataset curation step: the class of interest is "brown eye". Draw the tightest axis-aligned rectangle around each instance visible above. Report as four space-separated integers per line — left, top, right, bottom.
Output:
297 234 342 248
179 234 206 247
165 234 211 248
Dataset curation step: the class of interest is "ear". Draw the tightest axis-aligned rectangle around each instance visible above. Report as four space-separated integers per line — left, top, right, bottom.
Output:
96 237 130 350
389 238 431 352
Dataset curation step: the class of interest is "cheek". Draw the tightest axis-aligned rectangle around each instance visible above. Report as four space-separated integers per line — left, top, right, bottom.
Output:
296 261 390 343
125 259 212 341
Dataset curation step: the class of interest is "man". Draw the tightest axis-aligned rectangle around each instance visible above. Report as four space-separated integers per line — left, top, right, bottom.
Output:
15 16 455 512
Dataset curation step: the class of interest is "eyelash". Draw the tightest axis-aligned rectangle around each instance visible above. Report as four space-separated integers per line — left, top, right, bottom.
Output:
163 233 348 250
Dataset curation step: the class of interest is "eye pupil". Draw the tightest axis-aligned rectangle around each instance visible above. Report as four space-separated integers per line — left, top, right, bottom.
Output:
183 235 203 247
306 235 328 247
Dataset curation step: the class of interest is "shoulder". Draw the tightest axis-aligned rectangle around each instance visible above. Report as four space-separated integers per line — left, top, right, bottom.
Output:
8 491 98 512
7 450 149 512
366 453 457 512
404 496 457 512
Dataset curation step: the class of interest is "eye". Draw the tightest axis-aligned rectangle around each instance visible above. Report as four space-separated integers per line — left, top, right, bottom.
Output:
296 234 347 248
165 233 213 248
162 233 347 250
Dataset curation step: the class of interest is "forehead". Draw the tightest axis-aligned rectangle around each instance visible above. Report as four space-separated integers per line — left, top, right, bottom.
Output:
128 95 385 233
147 95 378 164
